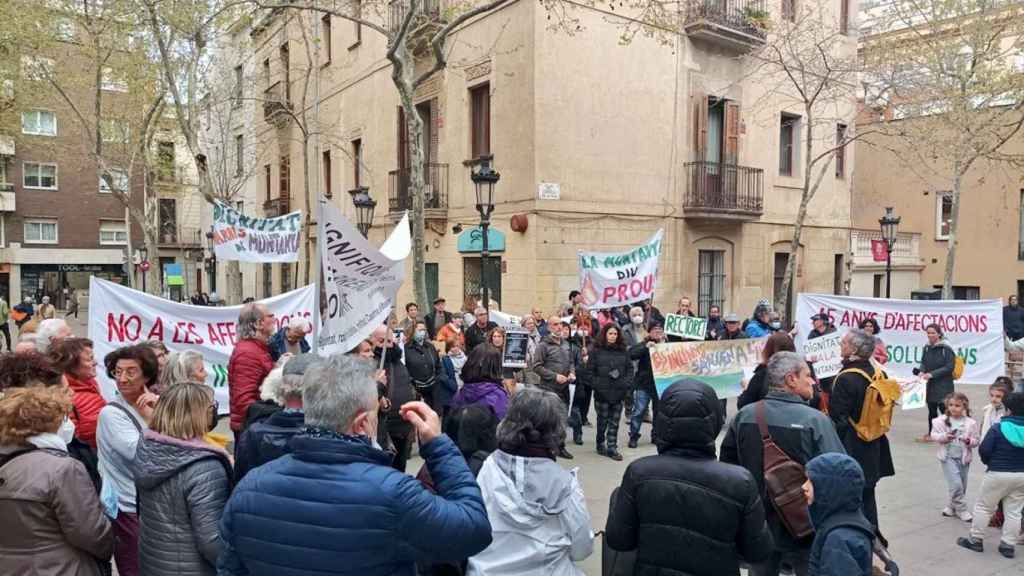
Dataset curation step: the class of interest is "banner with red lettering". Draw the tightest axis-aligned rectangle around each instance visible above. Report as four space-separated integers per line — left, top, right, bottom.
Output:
88 277 316 413
578 229 663 310
794 294 1004 384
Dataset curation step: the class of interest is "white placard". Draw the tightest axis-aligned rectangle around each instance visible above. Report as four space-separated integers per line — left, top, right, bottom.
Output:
317 196 411 355
88 277 316 413
803 332 844 379
212 200 302 263
577 229 663 310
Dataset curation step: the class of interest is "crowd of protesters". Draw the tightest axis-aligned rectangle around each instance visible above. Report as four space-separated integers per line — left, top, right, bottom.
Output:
0 290 1023 576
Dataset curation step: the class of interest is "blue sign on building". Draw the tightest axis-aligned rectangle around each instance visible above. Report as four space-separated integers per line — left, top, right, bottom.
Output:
457 226 506 253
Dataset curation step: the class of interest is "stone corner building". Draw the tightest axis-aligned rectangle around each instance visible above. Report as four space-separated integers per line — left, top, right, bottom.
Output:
242 0 859 316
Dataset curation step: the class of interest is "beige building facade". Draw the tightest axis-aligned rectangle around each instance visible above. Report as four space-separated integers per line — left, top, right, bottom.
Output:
853 120 1024 301
247 0 859 318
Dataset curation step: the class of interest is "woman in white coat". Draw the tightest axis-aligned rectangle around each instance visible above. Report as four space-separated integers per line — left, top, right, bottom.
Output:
467 387 594 575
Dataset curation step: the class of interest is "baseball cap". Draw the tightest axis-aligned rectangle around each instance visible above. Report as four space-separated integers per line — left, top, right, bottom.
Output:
724 313 740 323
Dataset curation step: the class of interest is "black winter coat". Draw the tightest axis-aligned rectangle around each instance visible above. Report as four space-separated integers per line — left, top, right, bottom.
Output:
465 321 498 353
606 380 774 575
588 345 634 405
1005 305 1024 341
405 340 442 389
829 359 895 485
377 346 415 437
629 341 657 395
234 409 304 483
132 432 233 576
919 341 956 403
736 364 768 411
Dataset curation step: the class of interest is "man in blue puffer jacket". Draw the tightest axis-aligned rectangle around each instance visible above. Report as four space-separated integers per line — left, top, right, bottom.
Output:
218 354 493 576
804 453 875 576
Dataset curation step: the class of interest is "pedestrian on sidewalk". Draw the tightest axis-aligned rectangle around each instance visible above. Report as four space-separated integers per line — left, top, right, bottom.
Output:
721 351 845 576
67 288 79 319
219 356 492 575
958 391 1024 558
467 388 594 575
830 329 896 542
38 295 56 320
931 392 979 522
606 379 773 575
918 323 957 441
532 316 577 459
804 453 875 576
588 323 633 461
0 293 11 351
132 383 232 576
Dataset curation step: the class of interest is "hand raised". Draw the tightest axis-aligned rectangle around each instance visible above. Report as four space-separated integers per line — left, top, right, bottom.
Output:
400 401 441 444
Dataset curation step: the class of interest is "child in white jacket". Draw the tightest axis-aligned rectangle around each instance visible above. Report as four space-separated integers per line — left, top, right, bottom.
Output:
931 391 980 522
982 378 1015 439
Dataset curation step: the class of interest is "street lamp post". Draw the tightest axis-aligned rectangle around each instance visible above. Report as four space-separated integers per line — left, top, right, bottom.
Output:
139 246 148 294
879 207 901 299
348 186 376 238
471 156 500 315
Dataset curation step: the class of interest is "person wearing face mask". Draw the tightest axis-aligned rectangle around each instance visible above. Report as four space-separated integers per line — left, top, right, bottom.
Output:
131 383 232 576
621 306 648 419
405 320 443 412
0 386 114 576
372 325 417 472
218 356 493 575
97 345 161 576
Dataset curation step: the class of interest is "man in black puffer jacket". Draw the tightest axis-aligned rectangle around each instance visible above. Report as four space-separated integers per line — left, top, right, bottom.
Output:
606 379 774 575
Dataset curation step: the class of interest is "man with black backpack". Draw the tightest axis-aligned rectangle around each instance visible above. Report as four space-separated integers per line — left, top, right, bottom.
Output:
722 351 845 576
829 329 896 548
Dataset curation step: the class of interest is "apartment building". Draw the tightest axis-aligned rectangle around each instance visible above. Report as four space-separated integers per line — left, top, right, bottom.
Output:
247 0 859 316
0 52 144 306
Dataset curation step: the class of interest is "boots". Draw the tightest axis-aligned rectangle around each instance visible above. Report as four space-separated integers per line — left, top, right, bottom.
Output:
572 428 583 446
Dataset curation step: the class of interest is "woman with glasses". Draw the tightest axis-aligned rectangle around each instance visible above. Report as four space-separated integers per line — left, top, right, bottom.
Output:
131 382 231 576
97 344 161 576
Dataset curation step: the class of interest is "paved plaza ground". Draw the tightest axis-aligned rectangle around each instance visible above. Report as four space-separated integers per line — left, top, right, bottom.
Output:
62 310 1024 575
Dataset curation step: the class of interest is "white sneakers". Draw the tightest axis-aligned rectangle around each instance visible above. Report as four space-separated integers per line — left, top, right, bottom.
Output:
942 507 955 517
957 510 974 523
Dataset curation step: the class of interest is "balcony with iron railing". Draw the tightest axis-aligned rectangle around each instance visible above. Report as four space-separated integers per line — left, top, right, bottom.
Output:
851 229 922 268
683 161 763 220
158 225 203 247
263 81 293 127
388 163 449 216
264 196 291 217
683 0 769 52
388 0 444 50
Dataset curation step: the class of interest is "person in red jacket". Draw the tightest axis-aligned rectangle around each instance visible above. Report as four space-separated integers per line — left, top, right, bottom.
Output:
49 337 106 449
229 302 276 435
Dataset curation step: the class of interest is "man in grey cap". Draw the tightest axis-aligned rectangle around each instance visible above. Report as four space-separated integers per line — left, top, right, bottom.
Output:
234 354 323 482
720 313 746 341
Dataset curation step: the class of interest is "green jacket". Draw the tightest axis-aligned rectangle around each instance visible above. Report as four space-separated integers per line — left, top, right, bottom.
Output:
0 299 9 321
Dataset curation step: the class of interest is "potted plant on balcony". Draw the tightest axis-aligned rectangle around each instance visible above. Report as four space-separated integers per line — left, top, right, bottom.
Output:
741 6 772 31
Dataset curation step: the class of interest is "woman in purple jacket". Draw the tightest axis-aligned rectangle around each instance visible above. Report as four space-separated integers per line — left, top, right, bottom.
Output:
451 344 509 420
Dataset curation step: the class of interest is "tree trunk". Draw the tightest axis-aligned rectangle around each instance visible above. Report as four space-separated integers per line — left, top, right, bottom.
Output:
942 161 963 299
777 111 817 322
224 260 242 304
302 134 313 285
392 44 428 311
143 189 161 296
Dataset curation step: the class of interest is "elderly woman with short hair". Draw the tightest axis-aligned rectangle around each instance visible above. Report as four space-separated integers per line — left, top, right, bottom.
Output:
132 382 231 576
467 388 595 575
153 350 208 395
98 344 161 576
830 328 895 546
0 386 114 576
49 337 106 449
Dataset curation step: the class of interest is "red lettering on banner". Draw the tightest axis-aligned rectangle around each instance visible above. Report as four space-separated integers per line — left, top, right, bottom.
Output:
173 321 205 345
602 287 617 302
208 322 237 346
208 323 224 346
146 317 165 341
107 313 142 343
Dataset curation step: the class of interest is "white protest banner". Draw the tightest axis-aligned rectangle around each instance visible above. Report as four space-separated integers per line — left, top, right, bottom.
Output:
318 196 410 355
794 294 1004 384
88 277 316 414
491 309 522 330
212 200 302 263
578 230 663 310
664 314 708 341
803 332 843 379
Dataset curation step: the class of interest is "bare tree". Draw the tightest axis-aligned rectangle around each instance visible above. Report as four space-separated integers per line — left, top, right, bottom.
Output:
743 5 862 318
862 0 1024 298
1 0 167 293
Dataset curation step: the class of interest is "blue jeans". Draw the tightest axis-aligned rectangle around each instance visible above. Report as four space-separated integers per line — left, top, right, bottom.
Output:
629 389 658 440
